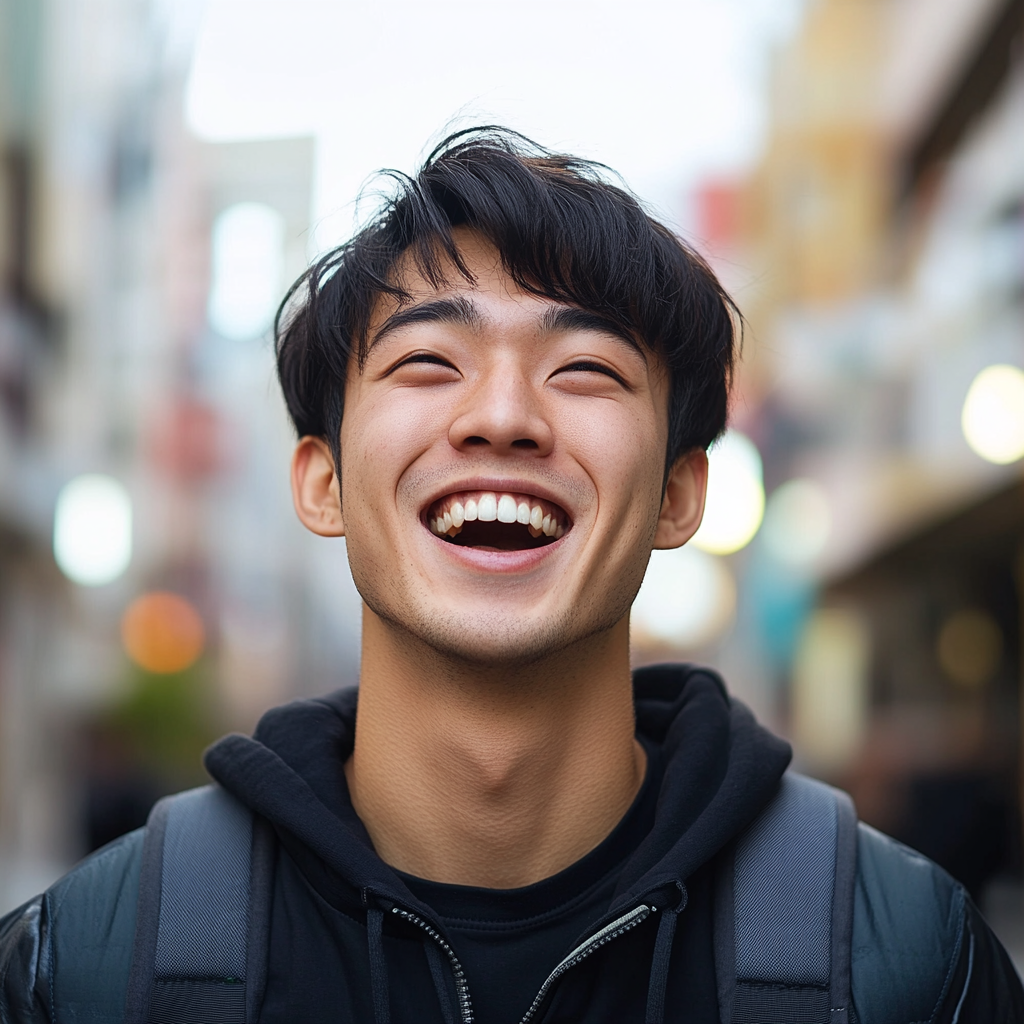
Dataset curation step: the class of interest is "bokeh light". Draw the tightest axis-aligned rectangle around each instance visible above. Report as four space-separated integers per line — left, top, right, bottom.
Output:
208 202 285 340
937 608 1003 689
53 474 133 586
691 430 765 555
961 364 1024 465
121 592 206 674
791 608 869 774
761 478 832 567
632 545 737 647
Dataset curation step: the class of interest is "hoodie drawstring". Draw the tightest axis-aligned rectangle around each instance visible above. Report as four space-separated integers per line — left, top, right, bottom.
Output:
644 908 678 1024
424 939 459 1024
367 906 392 1024
645 883 687 1024
366 899 466 1024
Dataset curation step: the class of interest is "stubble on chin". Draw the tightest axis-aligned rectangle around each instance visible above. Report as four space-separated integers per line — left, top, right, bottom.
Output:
351 555 643 672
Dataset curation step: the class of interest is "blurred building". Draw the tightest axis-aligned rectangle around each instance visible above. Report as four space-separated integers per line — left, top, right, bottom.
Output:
0 0 68 913
2 0 1022 949
0 0 361 914
726 0 1024 942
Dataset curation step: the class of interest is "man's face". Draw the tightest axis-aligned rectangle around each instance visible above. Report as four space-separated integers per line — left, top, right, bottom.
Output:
323 231 695 665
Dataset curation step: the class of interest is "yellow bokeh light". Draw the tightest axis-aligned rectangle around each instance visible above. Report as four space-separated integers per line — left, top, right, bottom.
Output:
632 546 736 648
691 430 765 555
936 608 1002 689
122 592 205 674
961 364 1024 465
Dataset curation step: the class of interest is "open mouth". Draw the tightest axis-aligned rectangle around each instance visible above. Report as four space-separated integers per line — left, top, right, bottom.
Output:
426 491 569 551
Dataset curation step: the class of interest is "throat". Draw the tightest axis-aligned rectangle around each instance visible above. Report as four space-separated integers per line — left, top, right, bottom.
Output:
347 619 644 887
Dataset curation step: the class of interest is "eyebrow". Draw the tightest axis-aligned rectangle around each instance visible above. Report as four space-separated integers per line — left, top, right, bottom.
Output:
368 295 646 362
539 307 647 362
370 296 480 349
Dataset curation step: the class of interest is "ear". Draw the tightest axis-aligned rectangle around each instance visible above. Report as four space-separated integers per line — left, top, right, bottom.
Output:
291 436 345 537
653 448 708 550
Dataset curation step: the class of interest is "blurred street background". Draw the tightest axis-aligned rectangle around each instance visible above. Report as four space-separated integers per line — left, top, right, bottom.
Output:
1 0 1022 967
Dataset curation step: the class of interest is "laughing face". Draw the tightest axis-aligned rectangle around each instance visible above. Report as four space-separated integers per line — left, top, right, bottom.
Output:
292 230 708 666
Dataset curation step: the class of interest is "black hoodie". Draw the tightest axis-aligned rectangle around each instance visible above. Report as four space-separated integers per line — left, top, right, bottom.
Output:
2 662 1022 1021
203 664 791 1024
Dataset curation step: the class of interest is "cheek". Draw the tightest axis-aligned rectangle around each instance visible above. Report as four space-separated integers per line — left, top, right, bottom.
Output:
342 387 420 463
339 388 449 511
560 403 666 516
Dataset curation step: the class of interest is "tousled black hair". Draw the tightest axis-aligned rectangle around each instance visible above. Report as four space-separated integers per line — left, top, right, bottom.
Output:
275 127 739 472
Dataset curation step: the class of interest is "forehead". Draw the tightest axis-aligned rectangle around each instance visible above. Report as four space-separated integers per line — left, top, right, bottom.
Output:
366 228 650 362
370 230 544 332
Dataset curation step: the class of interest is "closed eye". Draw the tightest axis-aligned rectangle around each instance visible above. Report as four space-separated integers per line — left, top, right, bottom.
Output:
555 361 631 388
383 352 460 379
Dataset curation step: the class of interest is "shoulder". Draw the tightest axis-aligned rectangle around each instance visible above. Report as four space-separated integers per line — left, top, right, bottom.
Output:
851 822 974 1023
0 829 144 1024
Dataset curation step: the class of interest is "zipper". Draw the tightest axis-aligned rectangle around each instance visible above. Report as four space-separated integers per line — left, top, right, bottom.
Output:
390 900 657 1024
517 903 655 1024
390 905 475 1024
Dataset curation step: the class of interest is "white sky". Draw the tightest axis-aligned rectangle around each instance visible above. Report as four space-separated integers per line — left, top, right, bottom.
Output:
182 0 804 252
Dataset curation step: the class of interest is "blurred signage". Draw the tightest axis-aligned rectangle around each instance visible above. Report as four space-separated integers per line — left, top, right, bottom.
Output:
148 397 234 482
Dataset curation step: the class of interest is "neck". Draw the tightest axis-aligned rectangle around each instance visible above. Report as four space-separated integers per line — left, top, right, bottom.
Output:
345 609 645 888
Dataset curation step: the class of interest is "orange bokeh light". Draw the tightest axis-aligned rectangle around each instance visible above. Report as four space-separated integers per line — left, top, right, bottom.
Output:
121 591 205 674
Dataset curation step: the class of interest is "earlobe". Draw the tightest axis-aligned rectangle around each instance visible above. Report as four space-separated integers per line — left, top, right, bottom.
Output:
291 437 345 537
653 449 708 550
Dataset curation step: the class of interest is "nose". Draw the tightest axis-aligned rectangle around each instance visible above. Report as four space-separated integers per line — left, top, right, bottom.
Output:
448 367 554 456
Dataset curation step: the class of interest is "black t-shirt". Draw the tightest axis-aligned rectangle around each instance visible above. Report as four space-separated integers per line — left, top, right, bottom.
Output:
398 744 662 1024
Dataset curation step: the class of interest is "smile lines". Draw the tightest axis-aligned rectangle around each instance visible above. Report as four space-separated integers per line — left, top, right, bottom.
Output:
428 491 567 540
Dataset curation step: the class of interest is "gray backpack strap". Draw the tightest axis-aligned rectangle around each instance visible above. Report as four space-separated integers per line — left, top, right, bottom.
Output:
714 772 857 1024
124 785 273 1024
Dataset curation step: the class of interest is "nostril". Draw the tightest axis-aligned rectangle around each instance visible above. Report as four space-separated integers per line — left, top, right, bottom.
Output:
511 439 539 449
464 436 488 446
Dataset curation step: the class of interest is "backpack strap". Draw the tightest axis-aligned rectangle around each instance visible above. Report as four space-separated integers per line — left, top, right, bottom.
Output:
123 785 274 1024
714 772 857 1024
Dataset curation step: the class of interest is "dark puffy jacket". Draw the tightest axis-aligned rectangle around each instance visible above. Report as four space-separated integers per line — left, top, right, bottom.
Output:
2 665 1022 1022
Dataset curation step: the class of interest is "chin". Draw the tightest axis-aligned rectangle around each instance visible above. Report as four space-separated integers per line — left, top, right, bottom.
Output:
380 601 604 669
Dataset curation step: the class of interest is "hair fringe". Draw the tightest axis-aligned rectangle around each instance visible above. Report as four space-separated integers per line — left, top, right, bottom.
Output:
275 126 740 471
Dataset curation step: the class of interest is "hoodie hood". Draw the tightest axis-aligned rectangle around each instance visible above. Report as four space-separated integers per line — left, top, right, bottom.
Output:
205 663 789 917
205 664 790 1024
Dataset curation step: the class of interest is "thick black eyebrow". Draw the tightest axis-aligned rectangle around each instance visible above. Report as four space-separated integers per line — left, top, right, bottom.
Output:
369 296 481 350
369 296 647 366
539 307 647 363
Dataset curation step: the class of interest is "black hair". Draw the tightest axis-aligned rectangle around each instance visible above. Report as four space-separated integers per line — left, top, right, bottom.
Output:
275 126 739 473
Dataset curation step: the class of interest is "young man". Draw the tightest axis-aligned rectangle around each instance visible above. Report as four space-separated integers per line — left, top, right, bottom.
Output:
2 129 1022 1023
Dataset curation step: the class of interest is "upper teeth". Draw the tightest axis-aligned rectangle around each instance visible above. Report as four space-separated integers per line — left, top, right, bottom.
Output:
497 495 517 523
478 493 498 521
428 491 566 540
